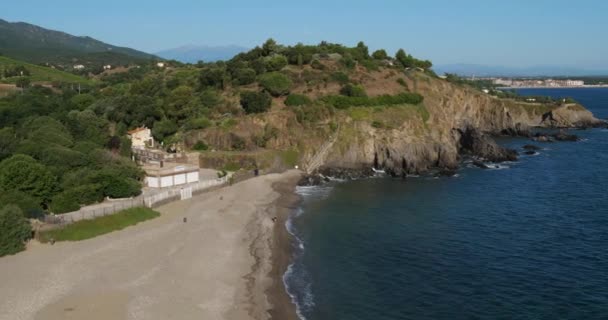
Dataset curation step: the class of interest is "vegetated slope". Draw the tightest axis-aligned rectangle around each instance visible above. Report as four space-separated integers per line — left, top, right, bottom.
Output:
0 56 90 84
0 18 158 67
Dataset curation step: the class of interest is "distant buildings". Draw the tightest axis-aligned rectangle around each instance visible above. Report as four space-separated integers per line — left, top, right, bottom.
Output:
156 62 166 68
492 78 585 88
73 64 85 70
103 65 112 70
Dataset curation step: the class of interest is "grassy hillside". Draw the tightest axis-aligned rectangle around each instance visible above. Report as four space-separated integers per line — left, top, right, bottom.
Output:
0 18 158 68
0 56 92 84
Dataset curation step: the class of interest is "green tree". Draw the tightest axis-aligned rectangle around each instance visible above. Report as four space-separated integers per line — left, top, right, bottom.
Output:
264 55 288 72
0 205 32 257
240 91 272 114
16 77 31 89
258 72 292 97
0 155 56 203
340 84 367 97
372 49 389 60
262 38 279 56
152 119 178 142
233 68 257 85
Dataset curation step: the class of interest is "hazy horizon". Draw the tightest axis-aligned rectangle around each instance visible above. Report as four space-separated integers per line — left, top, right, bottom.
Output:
3 0 608 70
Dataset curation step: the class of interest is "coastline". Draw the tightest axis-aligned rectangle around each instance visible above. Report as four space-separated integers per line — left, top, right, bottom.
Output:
497 85 608 89
0 170 302 320
266 175 302 320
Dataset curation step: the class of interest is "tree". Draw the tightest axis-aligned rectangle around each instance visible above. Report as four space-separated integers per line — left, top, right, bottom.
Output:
0 155 56 203
0 205 32 257
15 77 31 89
152 119 178 142
240 91 272 114
372 49 388 60
262 38 279 56
199 66 229 89
340 84 367 97
258 72 292 97
233 68 256 85
264 55 288 72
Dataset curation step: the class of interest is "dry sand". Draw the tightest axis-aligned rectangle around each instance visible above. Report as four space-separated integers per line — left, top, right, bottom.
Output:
0 170 301 320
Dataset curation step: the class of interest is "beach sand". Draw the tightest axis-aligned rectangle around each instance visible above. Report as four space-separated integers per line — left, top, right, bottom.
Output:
0 170 301 320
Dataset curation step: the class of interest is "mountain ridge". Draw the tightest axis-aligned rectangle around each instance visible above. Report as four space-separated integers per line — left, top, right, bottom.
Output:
155 44 248 63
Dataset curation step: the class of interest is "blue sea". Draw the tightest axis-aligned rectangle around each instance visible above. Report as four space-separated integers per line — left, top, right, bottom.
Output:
284 88 608 320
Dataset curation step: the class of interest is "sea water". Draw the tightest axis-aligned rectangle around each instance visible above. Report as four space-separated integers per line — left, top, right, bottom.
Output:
284 88 608 319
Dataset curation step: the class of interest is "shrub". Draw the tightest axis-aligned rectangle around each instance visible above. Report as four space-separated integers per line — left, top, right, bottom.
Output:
264 55 288 72
233 68 257 85
0 205 32 257
331 72 349 85
371 120 384 128
340 84 367 97
193 141 209 151
321 92 424 109
51 191 80 214
396 78 408 88
186 117 212 130
285 94 312 106
240 91 272 114
372 49 389 60
0 190 43 219
0 154 56 203
152 119 178 141
311 59 325 70
258 72 292 97
94 175 141 199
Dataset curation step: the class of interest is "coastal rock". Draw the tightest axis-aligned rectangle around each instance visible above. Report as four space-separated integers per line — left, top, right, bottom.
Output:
458 127 518 162
522 144 541 151
523 150 537 155
297 174 330 186
552 131 579 141
472 160 489 169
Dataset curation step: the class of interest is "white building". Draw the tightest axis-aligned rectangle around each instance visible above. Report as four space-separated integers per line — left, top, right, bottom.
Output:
103 65 112 70
127 127 154 149
73 64 85 70
144 163 200 188
156 62 166 68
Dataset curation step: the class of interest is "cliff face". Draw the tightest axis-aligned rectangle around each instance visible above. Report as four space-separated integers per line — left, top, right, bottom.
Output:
188 71 602 176
308 73 602 175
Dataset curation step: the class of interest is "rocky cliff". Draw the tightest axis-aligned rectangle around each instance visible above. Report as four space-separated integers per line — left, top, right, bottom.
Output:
187 70 603 177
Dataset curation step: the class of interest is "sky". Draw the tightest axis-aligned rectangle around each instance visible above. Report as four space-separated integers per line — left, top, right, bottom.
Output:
3 0 608 69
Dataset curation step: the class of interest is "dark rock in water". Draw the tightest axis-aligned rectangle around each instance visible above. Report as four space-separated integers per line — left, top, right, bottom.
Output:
524 150 537 155
522 144 541 151
435 169 458 177
297 174 330 186
473 160 489 169
299 167 374 186
458 127 518 162
532 133 554 143
500 124 531 137
553 131 579 141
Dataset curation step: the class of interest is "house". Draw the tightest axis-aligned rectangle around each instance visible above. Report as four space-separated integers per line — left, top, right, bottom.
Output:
143 162 200 188
73 64 85 70
156 62 166 68
127 127 154 149
103 65 112 70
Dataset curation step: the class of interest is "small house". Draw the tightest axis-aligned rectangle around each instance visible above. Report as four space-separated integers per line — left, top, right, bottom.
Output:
156 62 166 68
127 127 154 149
103 65 112 70
143 162 200 188
73 64 85 70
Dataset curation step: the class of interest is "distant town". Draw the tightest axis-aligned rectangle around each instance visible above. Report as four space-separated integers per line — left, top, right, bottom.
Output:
487 77 608 88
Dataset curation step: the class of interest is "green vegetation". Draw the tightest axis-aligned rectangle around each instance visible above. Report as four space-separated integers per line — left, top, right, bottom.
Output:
285 93 312 106
280 149 300 167
321 92 424 109
0 205 33 257
340 84 367 97
0 56 92 84
240 91 272 113
258 72 292 97
39 207 159 242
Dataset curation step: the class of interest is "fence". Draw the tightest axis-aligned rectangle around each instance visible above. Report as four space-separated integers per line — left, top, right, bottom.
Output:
143 175 229 208
44 197 144 225
45 175 231 225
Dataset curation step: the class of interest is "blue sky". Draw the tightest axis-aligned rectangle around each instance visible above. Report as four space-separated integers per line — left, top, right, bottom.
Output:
3 0 607 68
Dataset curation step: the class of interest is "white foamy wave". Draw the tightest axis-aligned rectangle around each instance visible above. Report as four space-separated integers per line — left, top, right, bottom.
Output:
284 206 315 319
486 163 510 170
296 185 334 199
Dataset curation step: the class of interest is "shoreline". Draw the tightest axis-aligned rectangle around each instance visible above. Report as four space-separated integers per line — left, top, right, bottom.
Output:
266 175 302 320
498 85 608 89
0 170 302 320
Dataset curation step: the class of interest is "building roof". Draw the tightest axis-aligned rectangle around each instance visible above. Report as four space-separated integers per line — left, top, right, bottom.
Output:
127 127 149 135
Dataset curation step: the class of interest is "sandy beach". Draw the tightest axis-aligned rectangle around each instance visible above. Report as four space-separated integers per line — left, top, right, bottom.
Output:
0 170 301 320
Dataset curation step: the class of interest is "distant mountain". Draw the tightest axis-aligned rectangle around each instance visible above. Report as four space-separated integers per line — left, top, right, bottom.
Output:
434 63 608 77
155 45 248 63
0 18 158 67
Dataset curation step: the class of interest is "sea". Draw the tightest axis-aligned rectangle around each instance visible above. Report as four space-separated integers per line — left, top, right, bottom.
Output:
284 88 608 320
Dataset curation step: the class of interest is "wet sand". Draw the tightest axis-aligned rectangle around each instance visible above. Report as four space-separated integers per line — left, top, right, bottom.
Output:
0 170 301 320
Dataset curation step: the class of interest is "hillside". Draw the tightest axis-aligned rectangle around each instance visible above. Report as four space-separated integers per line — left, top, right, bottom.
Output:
0 18 158 68
0 56 91 84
